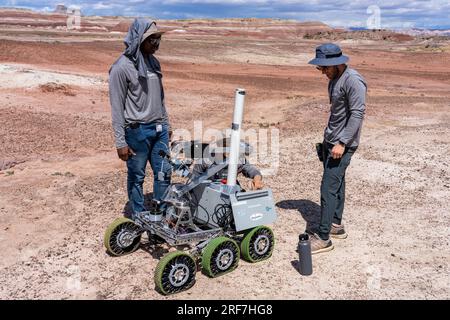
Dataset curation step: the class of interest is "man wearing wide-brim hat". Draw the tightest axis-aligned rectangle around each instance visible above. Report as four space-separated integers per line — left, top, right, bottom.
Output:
109 18 171 218
307 43 367 254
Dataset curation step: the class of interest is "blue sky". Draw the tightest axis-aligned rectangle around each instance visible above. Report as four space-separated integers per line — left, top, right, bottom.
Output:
1 0 449 29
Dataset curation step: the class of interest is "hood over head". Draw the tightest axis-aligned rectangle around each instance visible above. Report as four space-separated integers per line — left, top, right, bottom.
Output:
123 18 162 78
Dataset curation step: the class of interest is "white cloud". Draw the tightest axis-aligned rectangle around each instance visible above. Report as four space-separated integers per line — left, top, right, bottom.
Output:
3 0 449 28
162 0 269 3
93 2 114 10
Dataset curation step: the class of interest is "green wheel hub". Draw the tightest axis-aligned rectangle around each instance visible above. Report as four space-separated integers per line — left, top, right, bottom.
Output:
154 251 197 295
202 237 240 278
104 217 142 256
240 226 275 263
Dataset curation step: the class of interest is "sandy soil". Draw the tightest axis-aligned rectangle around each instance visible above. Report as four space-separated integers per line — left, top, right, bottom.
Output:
0 12 449 300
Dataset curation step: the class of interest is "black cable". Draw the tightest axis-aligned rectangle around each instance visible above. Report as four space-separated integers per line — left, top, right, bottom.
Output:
212 202 233 230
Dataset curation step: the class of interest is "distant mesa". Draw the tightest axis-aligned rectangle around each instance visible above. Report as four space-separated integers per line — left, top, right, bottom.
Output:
0 7 446 39
54 4 68 14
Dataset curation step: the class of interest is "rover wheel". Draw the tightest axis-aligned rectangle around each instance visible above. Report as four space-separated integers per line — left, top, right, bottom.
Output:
155 251 197 295
104 217 142 256
202 237 240 278
240 226 275 263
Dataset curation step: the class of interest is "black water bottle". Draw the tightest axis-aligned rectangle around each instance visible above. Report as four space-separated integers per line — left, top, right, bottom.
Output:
297 233 313 276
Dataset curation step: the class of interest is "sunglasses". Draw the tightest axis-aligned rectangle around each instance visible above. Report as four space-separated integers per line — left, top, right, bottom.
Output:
146 36 161 47
316 66 329 71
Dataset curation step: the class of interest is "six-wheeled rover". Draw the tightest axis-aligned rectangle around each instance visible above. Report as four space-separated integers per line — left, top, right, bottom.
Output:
104 89 277 295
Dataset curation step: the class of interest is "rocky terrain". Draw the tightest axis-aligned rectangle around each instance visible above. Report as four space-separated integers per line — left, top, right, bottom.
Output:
0 9 449 300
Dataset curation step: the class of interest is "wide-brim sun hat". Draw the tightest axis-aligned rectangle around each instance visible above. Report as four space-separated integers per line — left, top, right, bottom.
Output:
308 43 349 66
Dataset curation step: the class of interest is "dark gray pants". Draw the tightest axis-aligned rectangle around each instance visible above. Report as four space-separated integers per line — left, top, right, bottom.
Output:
319 142 356 240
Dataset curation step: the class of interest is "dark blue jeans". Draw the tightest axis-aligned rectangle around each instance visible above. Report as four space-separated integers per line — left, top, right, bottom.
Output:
125 123 171 216
319 142 356 240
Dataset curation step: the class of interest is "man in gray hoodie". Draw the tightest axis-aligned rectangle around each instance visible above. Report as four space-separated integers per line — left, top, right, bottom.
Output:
109 19 171 218
308 43 367 254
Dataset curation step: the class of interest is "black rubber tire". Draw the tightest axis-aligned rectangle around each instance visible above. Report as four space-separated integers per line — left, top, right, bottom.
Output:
202 236 240 277
154 251 197 295
240 226 275 263
104 217 142 256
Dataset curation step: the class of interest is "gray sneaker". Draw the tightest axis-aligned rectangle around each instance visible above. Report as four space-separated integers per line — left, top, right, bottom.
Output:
310 233 334 254
330 223 348 239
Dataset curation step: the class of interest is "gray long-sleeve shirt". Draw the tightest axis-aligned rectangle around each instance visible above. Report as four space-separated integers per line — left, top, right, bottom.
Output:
325 67 367 148
109 55 169 148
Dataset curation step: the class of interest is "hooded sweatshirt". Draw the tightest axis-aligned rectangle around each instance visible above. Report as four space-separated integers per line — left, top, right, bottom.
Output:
109 18 169 148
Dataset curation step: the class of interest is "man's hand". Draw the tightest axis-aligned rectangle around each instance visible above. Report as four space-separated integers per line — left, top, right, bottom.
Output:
251 175 264 190
331 143 345 159
117 146 136 161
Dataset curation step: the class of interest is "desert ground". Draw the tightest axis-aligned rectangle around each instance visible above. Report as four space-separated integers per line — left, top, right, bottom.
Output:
0 9 449 299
